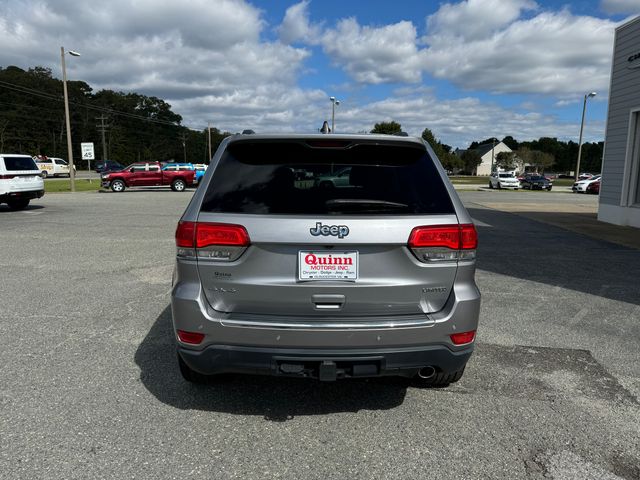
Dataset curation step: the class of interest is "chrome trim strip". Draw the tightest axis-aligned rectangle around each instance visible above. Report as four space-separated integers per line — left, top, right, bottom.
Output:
217 317 437 329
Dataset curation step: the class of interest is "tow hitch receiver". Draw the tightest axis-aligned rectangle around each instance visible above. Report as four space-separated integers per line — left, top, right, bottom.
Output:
319 361 337 382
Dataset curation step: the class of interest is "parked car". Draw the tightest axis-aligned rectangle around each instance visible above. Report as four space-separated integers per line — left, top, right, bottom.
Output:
192 164 207 184
95 161 125 173
520 174 553 190
172 134 480 387
578 173 596 180
313 167 352 188
101 161 195 192
572 175 601 193
586 179 601 194
489 172 520 189
34 155 75 177
0 154 44 210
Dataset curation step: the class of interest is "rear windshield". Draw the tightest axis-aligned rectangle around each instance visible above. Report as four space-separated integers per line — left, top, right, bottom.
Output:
2 157 39 171
200 140 455 215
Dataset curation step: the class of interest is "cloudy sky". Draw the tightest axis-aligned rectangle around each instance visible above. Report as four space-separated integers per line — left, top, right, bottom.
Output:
1 0 639 148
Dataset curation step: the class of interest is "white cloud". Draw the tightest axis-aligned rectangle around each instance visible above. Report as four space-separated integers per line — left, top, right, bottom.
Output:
423 7 617 94
331 93 604 148
600 0 640 14
0 0 312 130
277 0 322 44
426 0 537 41
321 18 425 84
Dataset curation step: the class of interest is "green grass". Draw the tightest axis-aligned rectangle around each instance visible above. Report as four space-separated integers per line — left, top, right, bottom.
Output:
448 176 487 184
44 179 101 193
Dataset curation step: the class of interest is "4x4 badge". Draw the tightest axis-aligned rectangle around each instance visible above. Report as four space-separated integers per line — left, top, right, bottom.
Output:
310 222 350 239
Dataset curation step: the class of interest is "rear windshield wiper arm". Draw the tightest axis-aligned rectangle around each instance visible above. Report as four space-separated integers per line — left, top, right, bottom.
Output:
325 199 409 211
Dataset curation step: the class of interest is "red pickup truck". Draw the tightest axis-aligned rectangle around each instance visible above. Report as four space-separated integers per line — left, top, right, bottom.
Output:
101 162 195 192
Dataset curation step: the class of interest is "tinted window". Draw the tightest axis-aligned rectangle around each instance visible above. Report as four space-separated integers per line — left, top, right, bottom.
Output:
201 140 454 215
54 159 67 165
3 157 39 171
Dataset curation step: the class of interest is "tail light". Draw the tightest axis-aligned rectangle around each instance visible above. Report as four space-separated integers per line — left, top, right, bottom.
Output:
408 224 477 262
0 174 16 179
450 330 476 345
175 221 250 261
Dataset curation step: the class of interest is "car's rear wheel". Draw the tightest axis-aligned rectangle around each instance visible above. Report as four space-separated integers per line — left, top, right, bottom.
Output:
41 171 48 178
171 179 186 192
110 179 125 192
177 353 209 384
412 366 466 388
6 198 30 210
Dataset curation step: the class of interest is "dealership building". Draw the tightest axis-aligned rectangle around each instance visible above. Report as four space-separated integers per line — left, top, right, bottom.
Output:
599 15 640 228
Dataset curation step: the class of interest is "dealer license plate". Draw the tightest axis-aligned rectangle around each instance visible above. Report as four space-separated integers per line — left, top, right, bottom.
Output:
298 251 358 281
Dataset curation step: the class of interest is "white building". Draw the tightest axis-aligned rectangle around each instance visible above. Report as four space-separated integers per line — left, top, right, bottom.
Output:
598 16 640 228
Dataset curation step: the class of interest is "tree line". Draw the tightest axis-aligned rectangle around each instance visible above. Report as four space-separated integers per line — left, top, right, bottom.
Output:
0 66 231 168
371 121 604 174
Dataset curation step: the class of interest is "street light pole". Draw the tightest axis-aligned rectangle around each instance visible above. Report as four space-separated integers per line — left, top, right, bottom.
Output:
61 47 80 192
207 122 212 163
329 96 340 133
575 91 597 182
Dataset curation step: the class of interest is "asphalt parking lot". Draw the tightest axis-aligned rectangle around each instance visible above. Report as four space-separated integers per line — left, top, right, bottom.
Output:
1 190 639 479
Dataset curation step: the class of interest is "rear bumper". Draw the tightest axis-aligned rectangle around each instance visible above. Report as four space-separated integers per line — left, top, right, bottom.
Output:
0 189 44 201
178 343 473 379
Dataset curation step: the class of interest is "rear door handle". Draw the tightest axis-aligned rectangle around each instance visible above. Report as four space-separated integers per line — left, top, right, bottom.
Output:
312 294 345 310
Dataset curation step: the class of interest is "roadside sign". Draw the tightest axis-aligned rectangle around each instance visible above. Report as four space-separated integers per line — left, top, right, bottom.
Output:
81 142 95 160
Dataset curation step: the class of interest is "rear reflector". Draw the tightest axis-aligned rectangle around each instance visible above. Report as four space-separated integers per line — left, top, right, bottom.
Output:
177 330 205 345
450 330 476 345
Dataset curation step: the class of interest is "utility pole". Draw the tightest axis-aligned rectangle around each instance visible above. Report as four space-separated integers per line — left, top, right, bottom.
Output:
180 131 187 163
491 138 495 173
207 122 212 163
96 114 109 168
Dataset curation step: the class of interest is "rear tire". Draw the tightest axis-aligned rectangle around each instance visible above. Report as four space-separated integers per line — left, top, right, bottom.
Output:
41 171 48 178
412 366 466 388
171 179 186 192
6 198 30 210
177 353 208 384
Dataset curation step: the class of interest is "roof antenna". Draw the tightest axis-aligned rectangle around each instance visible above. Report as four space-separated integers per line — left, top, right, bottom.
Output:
320 121 331 134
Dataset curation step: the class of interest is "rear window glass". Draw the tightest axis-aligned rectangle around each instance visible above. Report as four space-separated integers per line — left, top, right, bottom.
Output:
3 157 39 171
201 140 454 215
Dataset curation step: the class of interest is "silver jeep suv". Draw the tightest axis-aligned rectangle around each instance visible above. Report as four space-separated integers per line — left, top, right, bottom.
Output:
171 134 480 386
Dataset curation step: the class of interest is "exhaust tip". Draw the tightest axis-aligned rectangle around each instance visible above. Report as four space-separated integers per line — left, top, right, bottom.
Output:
417 366 436 379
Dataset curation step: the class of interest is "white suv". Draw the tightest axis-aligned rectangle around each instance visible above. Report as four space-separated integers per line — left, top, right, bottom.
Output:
0 154 45 210
489 172 520 189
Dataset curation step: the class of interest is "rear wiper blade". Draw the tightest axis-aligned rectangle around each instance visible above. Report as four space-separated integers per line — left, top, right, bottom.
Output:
325 199 409 210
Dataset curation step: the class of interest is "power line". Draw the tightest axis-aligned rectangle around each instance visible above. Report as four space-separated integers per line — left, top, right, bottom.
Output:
0 79 205 131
